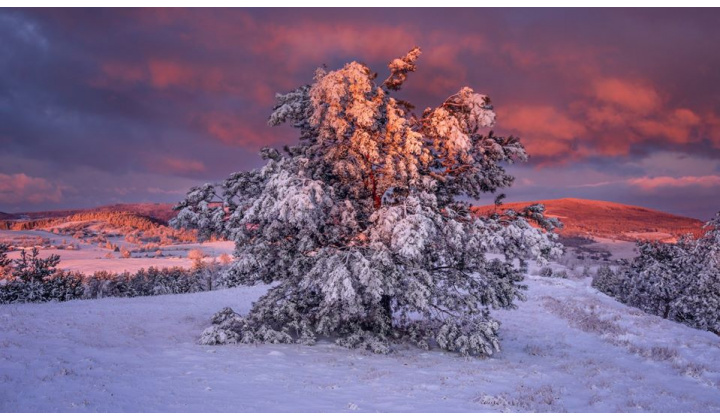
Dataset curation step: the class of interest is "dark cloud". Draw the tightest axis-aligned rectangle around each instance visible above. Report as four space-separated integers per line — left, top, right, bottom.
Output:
1 8 719 218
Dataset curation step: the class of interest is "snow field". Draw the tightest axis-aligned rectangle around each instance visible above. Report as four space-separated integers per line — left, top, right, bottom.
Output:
2 262 719 412
0 229 234 275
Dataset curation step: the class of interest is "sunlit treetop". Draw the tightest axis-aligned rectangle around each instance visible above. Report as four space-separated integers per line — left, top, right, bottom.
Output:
173 47 561 357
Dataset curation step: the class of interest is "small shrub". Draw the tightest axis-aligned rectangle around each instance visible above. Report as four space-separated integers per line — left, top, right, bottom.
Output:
187 249 206 269
591 265 618 295
539 267 553 277
0 248 84 304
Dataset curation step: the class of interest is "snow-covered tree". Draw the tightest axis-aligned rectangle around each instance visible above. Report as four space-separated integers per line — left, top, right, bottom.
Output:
590 265 618 296
173 48 562 356
12 248 60 283
0 247 86 304
0 244 10 278
593 212 720 335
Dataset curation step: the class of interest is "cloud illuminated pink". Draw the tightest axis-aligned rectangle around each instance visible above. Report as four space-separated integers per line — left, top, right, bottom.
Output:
0 173 63 205
592 78 661 112
628 175 720 190
154 157 207 176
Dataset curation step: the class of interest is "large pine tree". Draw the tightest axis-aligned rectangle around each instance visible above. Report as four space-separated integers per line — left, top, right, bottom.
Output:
173 48 561 356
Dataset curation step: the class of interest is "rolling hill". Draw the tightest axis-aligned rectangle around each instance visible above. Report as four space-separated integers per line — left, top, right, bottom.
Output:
2 198 706 243
1 203 177 224
473 198 705 241
0 203 196 248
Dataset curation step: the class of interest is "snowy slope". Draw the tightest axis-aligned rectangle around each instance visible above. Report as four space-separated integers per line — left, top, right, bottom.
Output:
2 266 719 413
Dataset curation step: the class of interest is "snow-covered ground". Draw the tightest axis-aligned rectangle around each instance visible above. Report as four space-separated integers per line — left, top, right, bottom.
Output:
2 262 719 412
583 237 639 260
0 230 234 274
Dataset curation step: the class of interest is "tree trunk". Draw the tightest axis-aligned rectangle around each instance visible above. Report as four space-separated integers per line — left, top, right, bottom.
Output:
663 301 671 319
370 169 381 209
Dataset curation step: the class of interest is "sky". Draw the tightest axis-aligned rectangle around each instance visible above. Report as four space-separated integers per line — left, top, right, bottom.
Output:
1 8 720 220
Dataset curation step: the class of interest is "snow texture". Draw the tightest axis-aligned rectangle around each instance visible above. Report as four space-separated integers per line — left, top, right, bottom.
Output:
2 259 719 412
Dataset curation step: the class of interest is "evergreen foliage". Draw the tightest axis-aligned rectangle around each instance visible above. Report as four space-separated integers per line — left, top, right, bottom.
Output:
0 247 83 304
173 48 561 356
590 265 617 296
592 213 720 335
0 243 10 275
0 247 226 304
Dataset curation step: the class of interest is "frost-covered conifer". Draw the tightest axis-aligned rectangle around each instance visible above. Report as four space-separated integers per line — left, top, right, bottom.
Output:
0 247 86 304
669 213 720 334
173 48 562 356
593 212 720 335
45 271 85 302
0 244 10 278
13 248 60 283
591 265 619 296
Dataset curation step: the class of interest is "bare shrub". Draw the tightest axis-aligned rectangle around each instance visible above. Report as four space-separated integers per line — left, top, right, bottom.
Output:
473 384 565 412
187 249 207 269
542 297 625 336
539 267 553 277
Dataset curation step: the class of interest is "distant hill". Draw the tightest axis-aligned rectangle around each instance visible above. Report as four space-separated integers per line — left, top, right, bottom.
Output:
92 203 178 223
4 203 177 224
473 198 705 241
0 203 196 246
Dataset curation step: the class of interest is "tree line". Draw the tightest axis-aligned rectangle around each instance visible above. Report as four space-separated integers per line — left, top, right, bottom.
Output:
592 213 720 335
0 244 229 304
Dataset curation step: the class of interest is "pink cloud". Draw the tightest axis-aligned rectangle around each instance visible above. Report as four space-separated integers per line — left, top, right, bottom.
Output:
196 112 270 148
702 112 720 148
148 60 227 92
498 74 716 163
485 41 718 162
252 23 420 69
633 108 701 145
592 78 661 113
84 12 720 166
0 173 64 205
497 42 607 79
99 61 146 84
583 105 628 127
628 175 720 190
94 57 276 105
499 105 587 159
154 157 206 176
